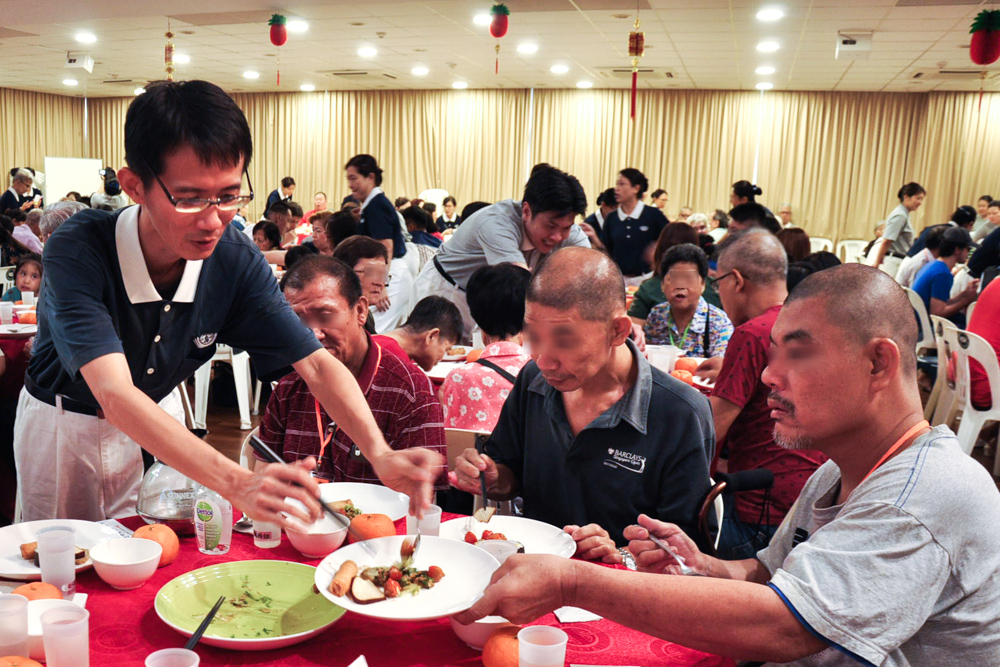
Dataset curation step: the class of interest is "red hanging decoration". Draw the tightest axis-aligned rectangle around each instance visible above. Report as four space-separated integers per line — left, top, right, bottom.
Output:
269 14 287 85
490 4 510 74
969 9 1000 111
628 17 645 120
164 20 175 82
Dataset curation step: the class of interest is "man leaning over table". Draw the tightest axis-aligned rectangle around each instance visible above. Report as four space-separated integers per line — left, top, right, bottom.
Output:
15 80 441 524
255 255 447 490
456 264 1000 667
451 247 714 561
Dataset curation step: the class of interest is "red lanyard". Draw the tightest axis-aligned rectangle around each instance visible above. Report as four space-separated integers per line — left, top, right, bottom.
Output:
860 419 930 485
313 344 382 465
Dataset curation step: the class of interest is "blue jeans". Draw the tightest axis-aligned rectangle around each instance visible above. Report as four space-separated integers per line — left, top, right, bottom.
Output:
716 496 778 561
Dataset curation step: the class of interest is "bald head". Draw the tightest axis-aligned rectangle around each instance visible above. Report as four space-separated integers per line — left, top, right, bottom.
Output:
527 247 625 321
717 228 787 286
787 263 918 377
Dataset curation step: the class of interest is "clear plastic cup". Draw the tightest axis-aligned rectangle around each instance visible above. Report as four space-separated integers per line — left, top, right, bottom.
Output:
22 291 35 306
41 605 89 667
517 625 568 667
474 539 520 565
405 504 442 536
145 648 201 667
252 519 282 548
646 344 680 374
0 302 12 324
0 593 29 657
37 526 76 598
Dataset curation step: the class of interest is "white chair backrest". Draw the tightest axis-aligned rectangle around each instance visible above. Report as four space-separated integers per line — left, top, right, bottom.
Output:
835 239 868 263
239 426 260 470
966 301 976 324
809 237 833 253
0 266 14 294
444 428 490 472
903 288 935 355
928 316 960 427
954 329 1000 417
418 189 449 211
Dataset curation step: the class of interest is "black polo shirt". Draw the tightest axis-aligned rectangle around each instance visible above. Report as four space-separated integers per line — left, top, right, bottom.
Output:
487 340 715 548
359 189 406 259
601 202 668 276
29 205 321 407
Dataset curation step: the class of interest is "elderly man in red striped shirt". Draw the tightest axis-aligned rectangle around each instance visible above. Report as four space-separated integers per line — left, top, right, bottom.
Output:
255 255 447 489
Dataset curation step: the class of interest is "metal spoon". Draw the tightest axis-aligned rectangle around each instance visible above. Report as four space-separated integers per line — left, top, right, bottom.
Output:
647 535 705 576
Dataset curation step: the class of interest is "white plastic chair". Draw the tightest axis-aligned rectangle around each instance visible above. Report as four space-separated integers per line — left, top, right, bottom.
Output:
835 239 868 263
238 426 260 470
950 330 1000 466
809 237 833 254
193 344 253 430
926 316 960 427
0 266 15 294
904 288 935 357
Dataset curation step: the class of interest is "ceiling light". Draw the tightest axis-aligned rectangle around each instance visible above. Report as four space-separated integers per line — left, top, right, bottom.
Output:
452 81 468 89
473 14 491 26
75 32 97 44
133 87 146 95
517 43 538 54
358 46 378 58
63 79 78 86
300 84 315 91
173 53 191 64
756 7 784 22
243 70 260 79
756 41 780 52
756 82 774 90
576 80 593 89
287 19 309 33
755 66 775 75
412 66 429 76
550 64 569 74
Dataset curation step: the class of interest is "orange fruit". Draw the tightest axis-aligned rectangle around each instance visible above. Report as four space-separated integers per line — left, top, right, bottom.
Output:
1 657 44 667
348 513 396 543
16 312 35 325
481 625 520 667
466 349 482 363
674 357 699 374
670 369 695 386
133 524 180 567
11 582 61 601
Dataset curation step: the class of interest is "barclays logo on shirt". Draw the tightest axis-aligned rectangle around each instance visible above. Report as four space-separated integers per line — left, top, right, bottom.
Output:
603 448 646 474
193 333 218 348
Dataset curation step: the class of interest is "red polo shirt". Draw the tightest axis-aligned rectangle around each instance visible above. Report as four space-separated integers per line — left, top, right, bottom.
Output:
257 333 447 489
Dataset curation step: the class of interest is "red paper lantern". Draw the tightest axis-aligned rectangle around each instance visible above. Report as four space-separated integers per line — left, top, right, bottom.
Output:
970 10 1000 66
269 14 288 47
490 4 509 39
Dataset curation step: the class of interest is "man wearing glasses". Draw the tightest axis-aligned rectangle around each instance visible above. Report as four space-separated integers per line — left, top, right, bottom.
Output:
15 80 441 523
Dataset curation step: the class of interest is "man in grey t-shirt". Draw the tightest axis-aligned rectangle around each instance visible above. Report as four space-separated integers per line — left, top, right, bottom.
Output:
412 163 589 338
454 264 1000 667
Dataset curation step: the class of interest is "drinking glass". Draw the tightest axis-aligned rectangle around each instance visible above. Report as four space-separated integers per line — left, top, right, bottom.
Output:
0 594 29 657
145 648 201 667
41 605 90 667
406 504 442 536
517 626 568 667
37 526 76 598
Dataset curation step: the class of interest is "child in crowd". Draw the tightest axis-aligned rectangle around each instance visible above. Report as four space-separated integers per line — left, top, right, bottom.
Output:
2 253 42 303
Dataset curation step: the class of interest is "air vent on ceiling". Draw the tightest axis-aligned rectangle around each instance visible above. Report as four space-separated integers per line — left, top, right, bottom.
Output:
912 69 1000 81
101 79 135 85
318 70 396 85
597 67 675 79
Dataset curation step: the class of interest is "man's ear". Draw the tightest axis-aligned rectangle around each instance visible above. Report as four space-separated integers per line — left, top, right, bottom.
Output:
732 269 747 294
118 167 147 205
611 315 632 346
424 327 441 347
356 296 370 326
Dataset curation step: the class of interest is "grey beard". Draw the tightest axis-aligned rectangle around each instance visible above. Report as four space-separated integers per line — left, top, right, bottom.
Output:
774 427 815 451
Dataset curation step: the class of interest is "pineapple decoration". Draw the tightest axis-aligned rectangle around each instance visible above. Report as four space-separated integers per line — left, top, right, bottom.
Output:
628 11 645 120
164 20 175 81
490 4 510 74
969 9 1000 110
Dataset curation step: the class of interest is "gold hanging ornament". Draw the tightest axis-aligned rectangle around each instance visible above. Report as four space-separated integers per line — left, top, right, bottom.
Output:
164 20 175 81
628 15 644 120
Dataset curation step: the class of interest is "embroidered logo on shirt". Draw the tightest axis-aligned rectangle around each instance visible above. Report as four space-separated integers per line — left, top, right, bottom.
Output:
603 448 646 474
193 333 218 348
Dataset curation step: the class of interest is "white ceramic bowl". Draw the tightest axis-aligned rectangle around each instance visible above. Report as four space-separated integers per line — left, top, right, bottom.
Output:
285 514 348 558
450 616 513 650
89 538 162 590
27 598 81 660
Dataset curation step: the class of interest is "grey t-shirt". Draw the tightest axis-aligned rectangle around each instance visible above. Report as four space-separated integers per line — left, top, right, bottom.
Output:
434 199 589 288
882 204 914 255
757 426 1000 667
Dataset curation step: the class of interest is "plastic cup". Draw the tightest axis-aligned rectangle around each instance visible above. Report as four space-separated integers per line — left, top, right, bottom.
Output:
0 594 29 657
0 301 12 324
646 344 680 374
252 519 282 548
405 504 442 537
22 291 35 306
145 648 201 667
41 605 89 667
37 526 76 599
474 539 520 565
517 626 568 667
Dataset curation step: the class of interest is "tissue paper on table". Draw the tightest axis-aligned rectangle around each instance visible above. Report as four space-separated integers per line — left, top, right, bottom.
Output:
346 656 369 667
554 606 602 623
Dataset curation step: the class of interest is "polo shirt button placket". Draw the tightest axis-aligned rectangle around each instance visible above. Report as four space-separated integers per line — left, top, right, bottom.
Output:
146 367 155 375
163 304 171 312
154 335 161 343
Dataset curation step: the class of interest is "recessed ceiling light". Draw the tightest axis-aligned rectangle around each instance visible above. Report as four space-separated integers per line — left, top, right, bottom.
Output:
287 19 309 33
75 32 97 44
755 66 776 75
358 46 378 58
550 64 569 74
452 81 468 89
756 7 784 21
756 82 774 90
173 53 191 64
243 70 260 79
517 43 538 54
576 80 593 89
473 14 491 26
300 84 315 91
412 66 429 76
133 87 146 95
63 79 78 86
757 41 780 52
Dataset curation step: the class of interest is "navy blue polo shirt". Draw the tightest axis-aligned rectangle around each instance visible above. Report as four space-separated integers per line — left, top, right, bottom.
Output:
29 206 321 407
486 340 715 548
601 202 668 276
359 189 406 259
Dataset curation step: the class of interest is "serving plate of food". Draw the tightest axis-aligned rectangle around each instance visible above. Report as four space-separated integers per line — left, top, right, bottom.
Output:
0 519 121 580
439 515 577 559
155 560 345 650
315 535 499 621
442 346 469 362
318 482 410 522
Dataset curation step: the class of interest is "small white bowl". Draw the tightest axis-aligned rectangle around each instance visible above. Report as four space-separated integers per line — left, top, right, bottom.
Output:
283 497 349 558
89 538 162 590
27 598 80 660
450 616 513 650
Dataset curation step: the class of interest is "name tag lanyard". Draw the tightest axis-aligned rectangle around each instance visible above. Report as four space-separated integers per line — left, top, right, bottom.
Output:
312 344 383 470
859 419 930 485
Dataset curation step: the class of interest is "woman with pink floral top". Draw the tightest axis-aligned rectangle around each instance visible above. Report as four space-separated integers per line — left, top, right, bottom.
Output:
441 264 532 432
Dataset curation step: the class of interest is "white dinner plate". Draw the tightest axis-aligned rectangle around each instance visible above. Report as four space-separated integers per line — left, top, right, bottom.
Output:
439 515 577 559
315 535 499 621
0 324 36 337
442 347 470 362
426 360 462 381
0 520 122 580
318 482 410 522
693 375 715 390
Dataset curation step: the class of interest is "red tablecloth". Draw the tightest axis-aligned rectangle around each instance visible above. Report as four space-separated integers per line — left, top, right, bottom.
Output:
76 515 735 667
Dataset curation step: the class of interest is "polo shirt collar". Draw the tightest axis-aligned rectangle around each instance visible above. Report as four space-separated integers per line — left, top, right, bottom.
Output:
669 297 709 336
360 186 383 212
527 338 651 435
442 213 457 223
115 205 203 304
595 209 605 225
617 199 645 221
481 340 526 359
358 331 383 394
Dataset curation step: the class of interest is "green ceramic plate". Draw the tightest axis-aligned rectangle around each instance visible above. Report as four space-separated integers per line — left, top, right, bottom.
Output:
155 560 345 650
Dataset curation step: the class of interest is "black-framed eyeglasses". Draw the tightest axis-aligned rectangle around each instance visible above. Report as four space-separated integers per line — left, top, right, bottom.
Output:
711 270 736 287
139 154 254 214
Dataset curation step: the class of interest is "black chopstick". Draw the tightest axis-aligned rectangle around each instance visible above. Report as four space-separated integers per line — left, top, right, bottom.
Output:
475 437 489 506
248 434 351 530
185 595 225 650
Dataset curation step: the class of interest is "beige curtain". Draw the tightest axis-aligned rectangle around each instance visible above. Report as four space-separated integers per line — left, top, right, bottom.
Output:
86 97 130 173
0 87 84 180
